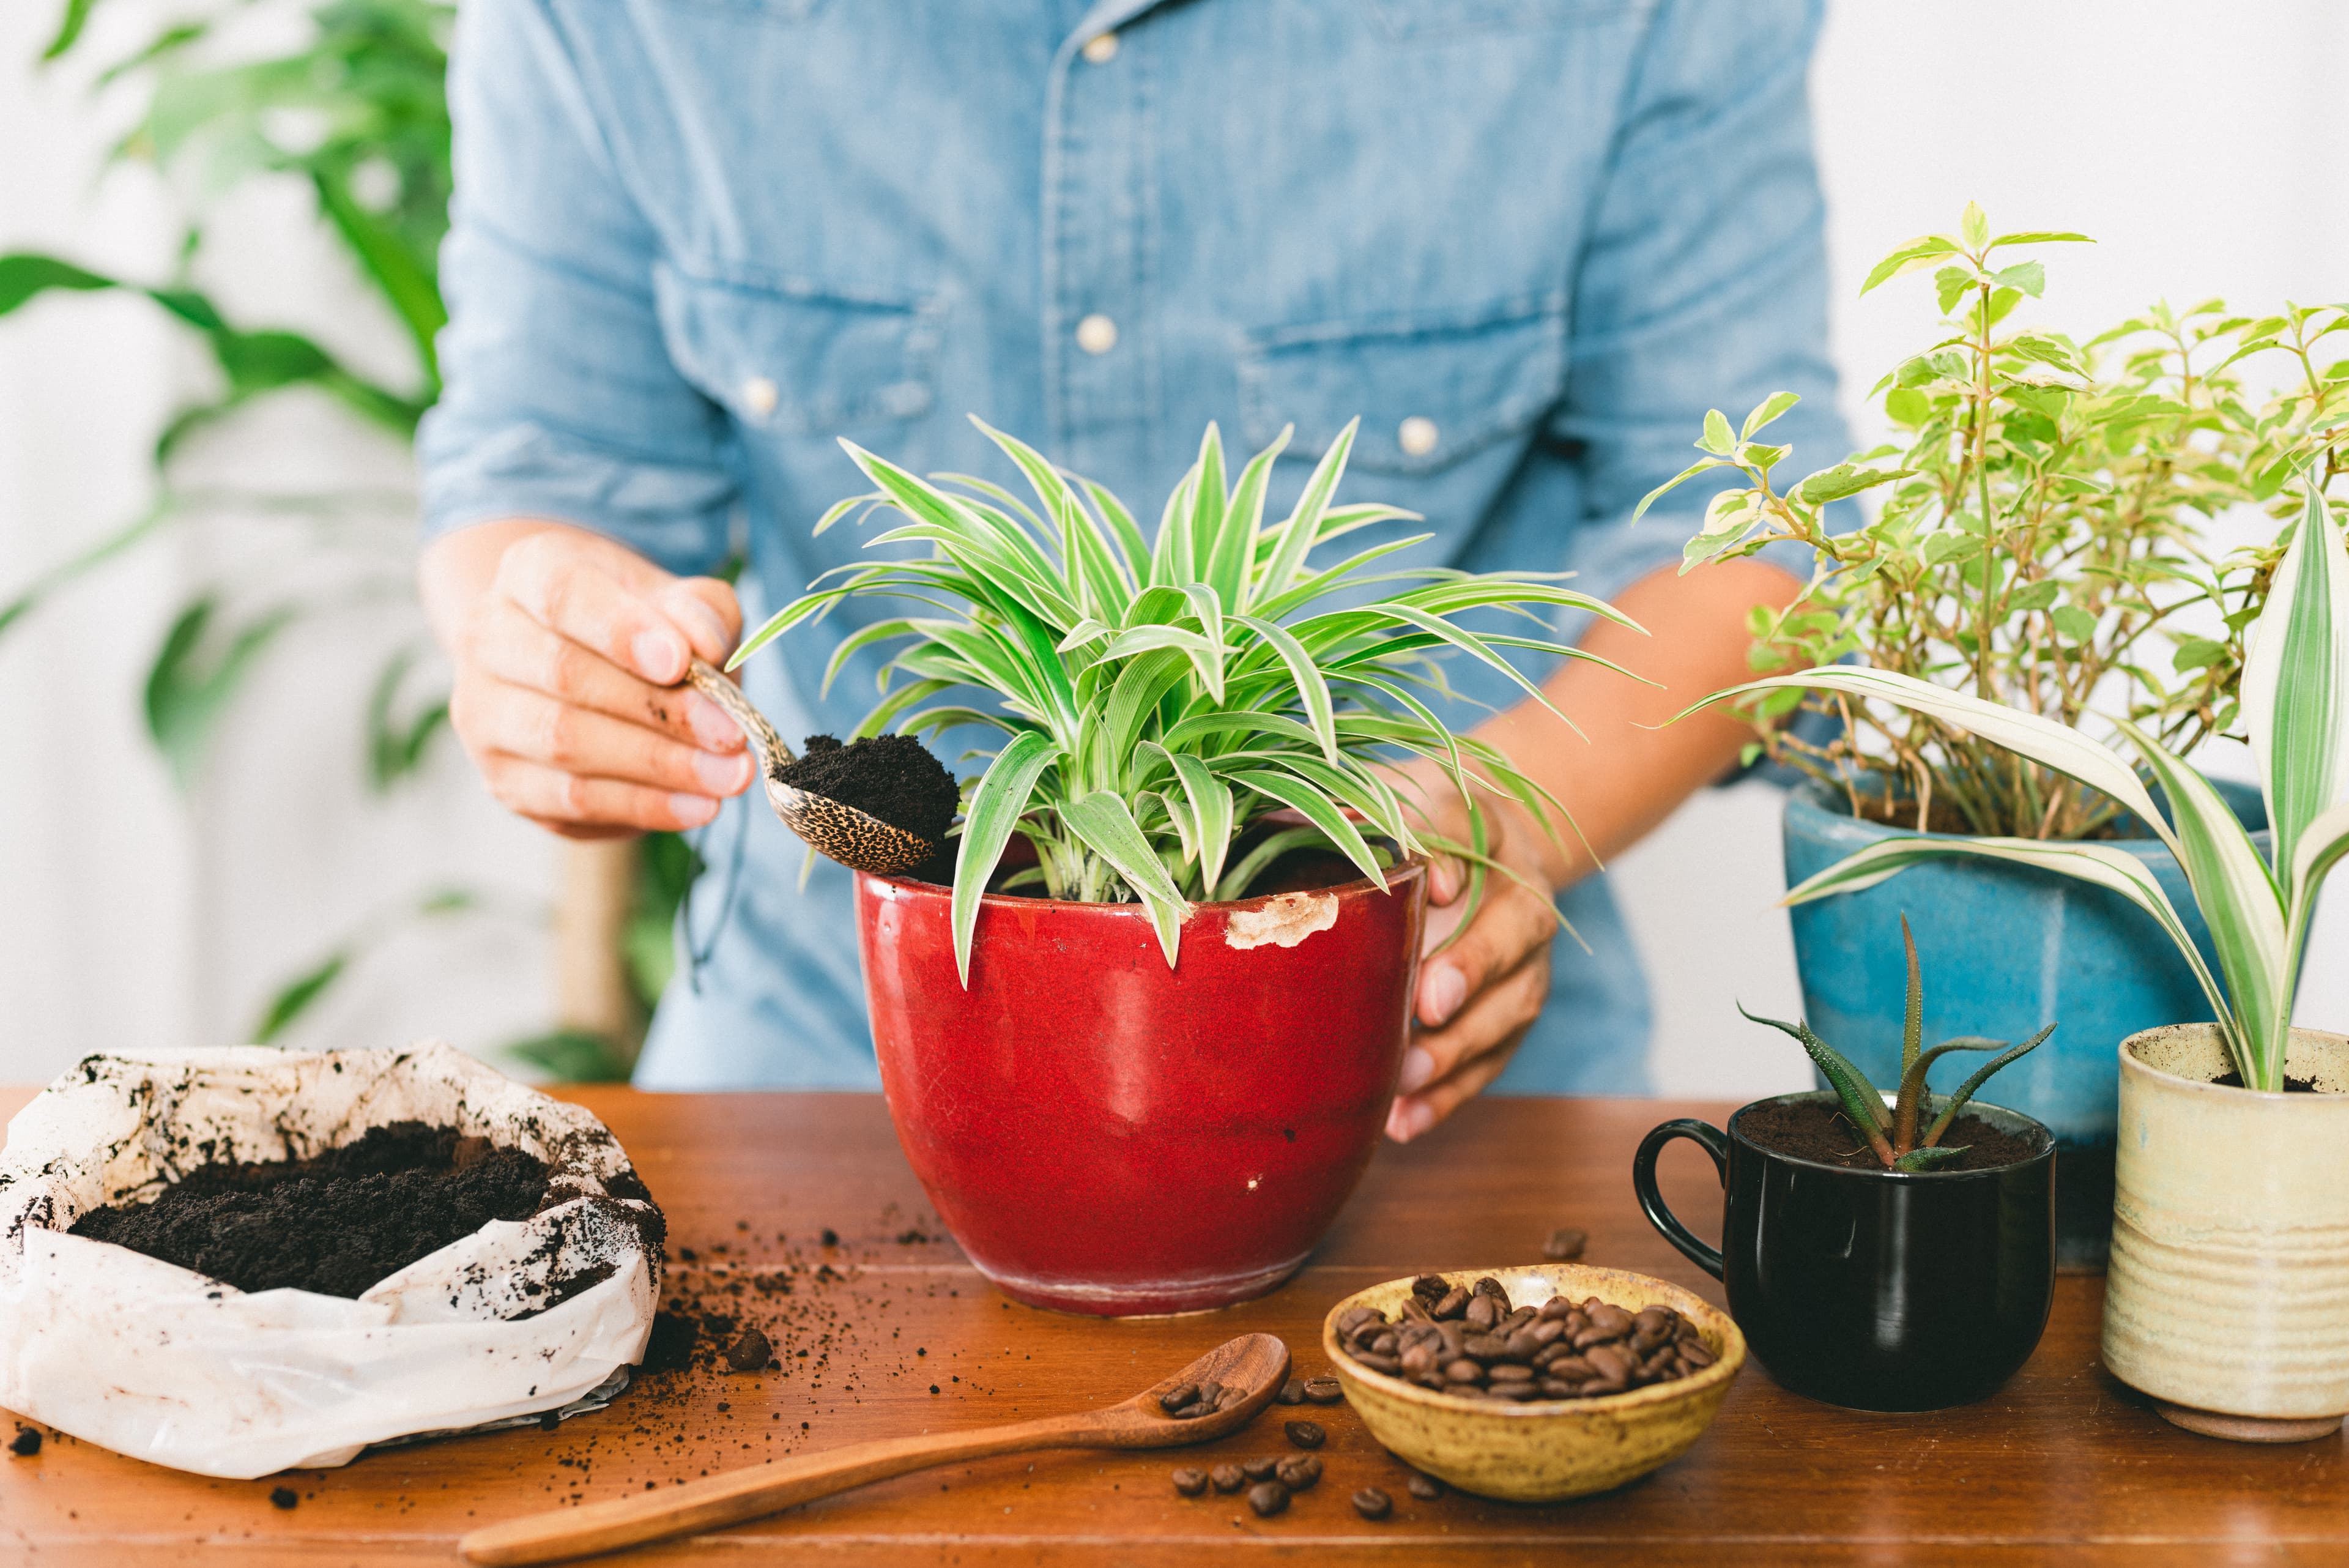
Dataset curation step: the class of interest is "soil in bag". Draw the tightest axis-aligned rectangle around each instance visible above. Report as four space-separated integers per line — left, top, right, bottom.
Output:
70 1121 552 1298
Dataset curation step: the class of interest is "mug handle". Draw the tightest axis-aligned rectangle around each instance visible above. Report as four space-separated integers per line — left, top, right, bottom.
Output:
1632 1119 1731 1281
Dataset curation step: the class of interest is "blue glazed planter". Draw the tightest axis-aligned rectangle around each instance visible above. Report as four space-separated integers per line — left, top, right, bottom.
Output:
1781 778 2268 1271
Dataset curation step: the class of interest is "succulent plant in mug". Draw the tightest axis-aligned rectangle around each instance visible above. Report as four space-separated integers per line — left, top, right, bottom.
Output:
732 417 1644 981
1742 916 2054 1172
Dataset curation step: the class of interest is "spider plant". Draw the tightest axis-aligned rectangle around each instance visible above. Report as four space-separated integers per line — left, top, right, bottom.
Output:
1742 915 2054 1171
1687 475 2349 1092
730 416 1646 983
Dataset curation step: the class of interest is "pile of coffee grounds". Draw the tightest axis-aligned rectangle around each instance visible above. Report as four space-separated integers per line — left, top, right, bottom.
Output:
71 1121 551 1298
1739 1098 2038 1170
776 734 957 844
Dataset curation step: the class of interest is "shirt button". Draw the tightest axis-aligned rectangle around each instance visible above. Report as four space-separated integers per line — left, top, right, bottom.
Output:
1398 415 1439 456
1075 314 1119 355
1081 32 1119 64
741 376 779 417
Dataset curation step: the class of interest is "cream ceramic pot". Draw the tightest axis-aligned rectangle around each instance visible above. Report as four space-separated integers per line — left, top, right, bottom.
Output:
2102 1023 2349 1442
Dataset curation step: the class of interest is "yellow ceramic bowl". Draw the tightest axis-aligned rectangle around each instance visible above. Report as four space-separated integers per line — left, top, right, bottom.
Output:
1322 1263 1745 1503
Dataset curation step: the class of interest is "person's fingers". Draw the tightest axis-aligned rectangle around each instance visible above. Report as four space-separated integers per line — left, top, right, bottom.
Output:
1387 1020 1532 1143
492 531 696 685
467 600 746 754
667 576 744 664
1414 866 1556 1028
1397 952 1550 1100
477 752 725 833
462 678 754 798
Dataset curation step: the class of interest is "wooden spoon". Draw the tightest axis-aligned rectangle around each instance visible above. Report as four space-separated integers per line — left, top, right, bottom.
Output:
458 1331 1290 1566
681 660 939 877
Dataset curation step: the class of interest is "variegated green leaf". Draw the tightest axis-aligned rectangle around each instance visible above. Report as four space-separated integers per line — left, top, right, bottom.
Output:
2240 479 2349 875
951 730 1061 986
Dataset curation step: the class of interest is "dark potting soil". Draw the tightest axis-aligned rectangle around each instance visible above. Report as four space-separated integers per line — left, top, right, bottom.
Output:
1739 1098 2039 1172
70 1121 551 1298
2212 1071 2328 1092
776 734 957 844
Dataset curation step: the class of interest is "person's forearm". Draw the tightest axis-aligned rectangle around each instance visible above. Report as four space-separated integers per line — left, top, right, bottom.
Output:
1471 557 1805 889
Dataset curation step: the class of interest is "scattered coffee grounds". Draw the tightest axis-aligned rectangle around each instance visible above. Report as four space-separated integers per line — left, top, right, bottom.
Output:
1156 1377 1245 1421
1542 1227 1587 1261
1246 1480 1290 1517
9 1426 39 1457
1274 1378 1305 1406
1274 1454 1321 1492
1209 1462 1245 1494
1739 1098 2039 1171
1283 1420 1325 1449
269 1487 297 1510
2213 1071 2326 1092
1301 1377 1343 1405
1352 1485 1392 1519
70 1123 551 1298
1336 1273 1718 1402
1170 1465 1209 1496
776 734 957 845
724 1329 773 1373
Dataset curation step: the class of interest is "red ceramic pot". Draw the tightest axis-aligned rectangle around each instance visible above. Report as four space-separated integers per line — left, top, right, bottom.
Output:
856 858 1427 1315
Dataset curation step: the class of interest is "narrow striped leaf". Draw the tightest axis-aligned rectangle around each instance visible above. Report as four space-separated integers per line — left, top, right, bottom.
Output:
1153 466 1197 587
1223 768 1386 888
1189 425 1227 582
1059 790 1191 967
1168 752 1236 898
1681 667 2175 856
2241 479 2349 875
820 617 922 698
951 731 1061 986
1179 583 1228 696
1258 417 1361 598
1082 475 1151 582
2283 798 2349 1048
1099 625 1225 702
1233 614 1338 764
1212 427 1287 609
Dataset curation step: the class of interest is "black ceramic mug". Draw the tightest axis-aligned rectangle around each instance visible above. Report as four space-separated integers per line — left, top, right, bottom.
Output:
1633 1090 2058 1412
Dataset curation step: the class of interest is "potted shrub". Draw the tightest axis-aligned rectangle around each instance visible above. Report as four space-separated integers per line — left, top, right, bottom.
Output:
1639 205 2346 1266
1697 478 2348 1440
1633 918 2057 1411
730 418 1634 1314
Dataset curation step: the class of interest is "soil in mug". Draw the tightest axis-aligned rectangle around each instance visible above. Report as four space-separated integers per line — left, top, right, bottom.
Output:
2211 1072 2329 1092
776 734 958 844
70 1121 552 1297
1740 1098 2039 1172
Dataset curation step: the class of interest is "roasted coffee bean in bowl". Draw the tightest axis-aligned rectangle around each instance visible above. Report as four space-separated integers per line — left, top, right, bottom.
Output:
1321 1263 1745 1503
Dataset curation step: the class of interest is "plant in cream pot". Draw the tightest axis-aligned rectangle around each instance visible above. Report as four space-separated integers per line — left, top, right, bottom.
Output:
732 417 1638 1313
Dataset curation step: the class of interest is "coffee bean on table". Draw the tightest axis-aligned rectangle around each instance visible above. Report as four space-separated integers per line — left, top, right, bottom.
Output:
1275 1454 1322 1491
1247 1480 1290 1517
1209 1463 1245 1493
1241 1455 1281 1483
1543 1227 1587 1261
1352 1485 1392 1520
1302 1377 1345 1405
1284 1420 1326 1449
725 1329 771 1373
1275 1378 1306 1406
1171 1466 1209 1497
1406 1471 1445 1501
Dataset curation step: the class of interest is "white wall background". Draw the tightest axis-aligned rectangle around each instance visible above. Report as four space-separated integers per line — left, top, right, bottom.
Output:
1 0 2342 1092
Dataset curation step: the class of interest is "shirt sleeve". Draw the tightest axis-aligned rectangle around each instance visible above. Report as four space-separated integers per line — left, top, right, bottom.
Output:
1549 0 1847 606
417 0 738 578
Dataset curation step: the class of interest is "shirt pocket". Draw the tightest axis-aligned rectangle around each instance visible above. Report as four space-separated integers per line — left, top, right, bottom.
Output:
1236 297 1568 476
653 261 944 435
1370 0 1652 39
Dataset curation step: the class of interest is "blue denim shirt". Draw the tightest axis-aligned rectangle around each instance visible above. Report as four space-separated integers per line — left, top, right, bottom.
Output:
421 0 1845 1094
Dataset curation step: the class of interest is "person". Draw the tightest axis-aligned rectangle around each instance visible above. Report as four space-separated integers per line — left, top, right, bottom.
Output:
417 0 1845 1137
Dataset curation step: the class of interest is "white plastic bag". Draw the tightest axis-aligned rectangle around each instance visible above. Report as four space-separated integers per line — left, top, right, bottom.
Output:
0 1042 661 1479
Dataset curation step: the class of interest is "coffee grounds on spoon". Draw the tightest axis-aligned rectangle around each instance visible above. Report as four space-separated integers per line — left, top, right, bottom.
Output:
774 734 957 845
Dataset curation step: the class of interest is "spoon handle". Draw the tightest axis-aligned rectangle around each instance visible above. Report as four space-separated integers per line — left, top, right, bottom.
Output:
459 1413 1093 1566
683 660 792 771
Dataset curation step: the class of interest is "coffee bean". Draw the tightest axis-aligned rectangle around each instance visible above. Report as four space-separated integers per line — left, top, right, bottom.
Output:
1461 1334 1510 1361
1354 1352 1402 1375
1218 1385 1247 1411
1171 1466 1209 1496
1442 1358 1485 1385
1160 1382 1199 1414
1407 1471 1445 1500
1284 1420 1326 1449
1352 1486 1393 1520
1432 1285 1471 1319
270 1485 297 1510
1275 1454 1322 1491
1542 1227 1587 1261
1302 1377 1345 1405
1538 1377 1581 1398
1195 1379 1223 1411
725 1329 772 1373
1241 1456 1281 1482
1247 1481 1290 1517
1487 1363 1534 1384
1682 1340 1718 1368
1209 1463 1245 1494
1463 1294 1498 1332
1275 1378 1306 1405
1412 1273 1449 1302
1341 1304 1384 1334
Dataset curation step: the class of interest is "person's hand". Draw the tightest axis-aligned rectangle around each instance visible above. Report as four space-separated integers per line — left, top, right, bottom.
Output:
1386 760 1568 1142
424 520 753 839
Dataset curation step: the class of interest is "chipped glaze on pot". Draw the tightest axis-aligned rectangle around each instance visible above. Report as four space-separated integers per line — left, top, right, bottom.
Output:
1322 1264 1744 1503
2102 1023 2349 1438
856 858 1426 1315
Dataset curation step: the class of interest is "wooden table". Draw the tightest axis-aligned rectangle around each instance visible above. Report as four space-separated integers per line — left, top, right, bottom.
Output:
2 1087 2342 1566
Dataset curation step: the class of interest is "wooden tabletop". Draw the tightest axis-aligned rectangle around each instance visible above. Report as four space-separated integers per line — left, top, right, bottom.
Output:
2 1085 2342 1566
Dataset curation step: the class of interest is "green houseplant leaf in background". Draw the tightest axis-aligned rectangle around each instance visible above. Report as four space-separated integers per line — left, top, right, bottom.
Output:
732 417 1647 983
